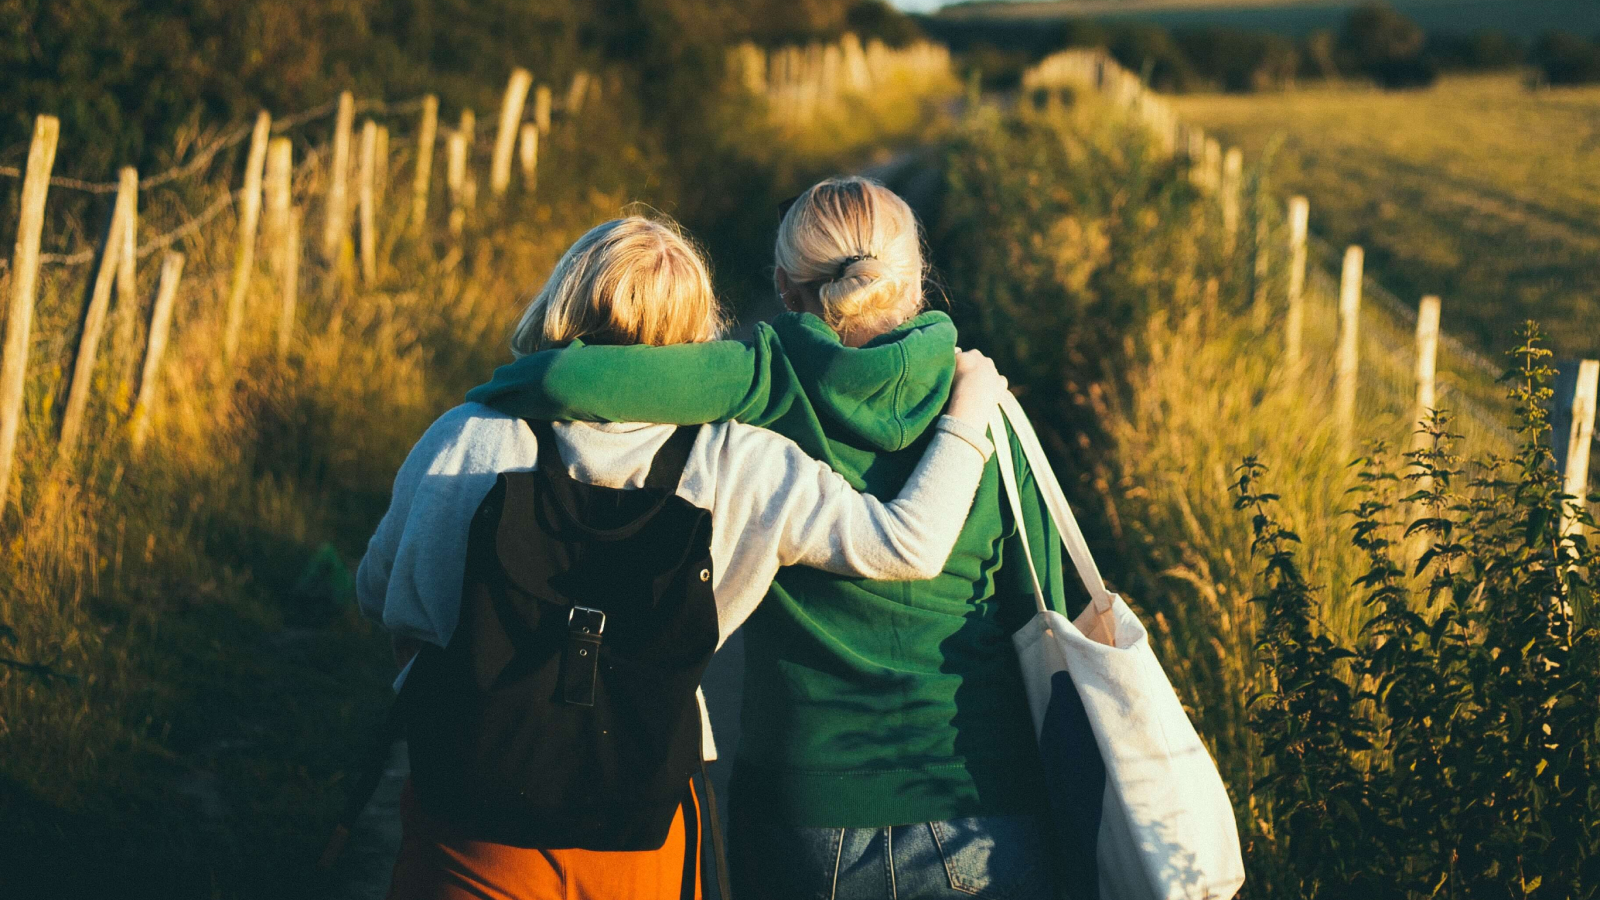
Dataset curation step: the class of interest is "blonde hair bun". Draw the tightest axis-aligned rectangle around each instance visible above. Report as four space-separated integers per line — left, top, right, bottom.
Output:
819 255 902 326
775 177 925 337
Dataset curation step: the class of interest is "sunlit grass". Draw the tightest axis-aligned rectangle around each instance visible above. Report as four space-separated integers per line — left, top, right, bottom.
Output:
1173 73 1600 360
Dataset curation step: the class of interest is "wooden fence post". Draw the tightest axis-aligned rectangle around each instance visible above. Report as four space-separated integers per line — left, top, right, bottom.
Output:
323 91 355 259
1561 359 1599 538
447 130 468 237
359 119 378 285
1285 196 1309 367
567 70 591 116
374 125 390 202
1336 245 1364 459
534 85 552 134
1203 138 1222 194
411 95 438 234
1221 147 1243 254
224 110 271 361
492 68 533 197
131 252 184 453
264 137 292 252
1413 295 1441 437
1251 210 1270 330
459 109 476 153
111 167 139 394
277 212 301 361
519 123 539 190
0 115 59 512
59 168 138 462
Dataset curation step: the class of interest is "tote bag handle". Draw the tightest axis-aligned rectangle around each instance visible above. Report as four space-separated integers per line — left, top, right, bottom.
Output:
989 394 1118 643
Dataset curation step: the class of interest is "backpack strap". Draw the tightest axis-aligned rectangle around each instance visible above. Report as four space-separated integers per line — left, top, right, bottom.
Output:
645 425 698 492
526 419 569 481
524 419 696 495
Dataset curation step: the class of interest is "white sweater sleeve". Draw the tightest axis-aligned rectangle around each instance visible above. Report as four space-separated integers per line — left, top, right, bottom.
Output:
355 405 540 648
677 415 992 644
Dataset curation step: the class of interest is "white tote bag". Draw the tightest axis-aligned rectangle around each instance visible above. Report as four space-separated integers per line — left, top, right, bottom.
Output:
990 393 1244 900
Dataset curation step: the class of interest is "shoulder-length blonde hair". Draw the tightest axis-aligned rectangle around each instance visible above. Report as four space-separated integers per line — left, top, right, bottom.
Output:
510 216 725 357
774 176 925 337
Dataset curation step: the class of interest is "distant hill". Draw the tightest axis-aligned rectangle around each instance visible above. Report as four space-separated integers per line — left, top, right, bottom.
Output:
935 0 1600 39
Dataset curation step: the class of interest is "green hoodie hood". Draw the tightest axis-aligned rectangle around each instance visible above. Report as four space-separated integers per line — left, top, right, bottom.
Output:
765 311 955 452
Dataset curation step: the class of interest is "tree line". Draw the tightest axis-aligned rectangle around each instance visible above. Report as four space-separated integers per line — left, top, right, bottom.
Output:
0 0 920 181
921 1 1600 92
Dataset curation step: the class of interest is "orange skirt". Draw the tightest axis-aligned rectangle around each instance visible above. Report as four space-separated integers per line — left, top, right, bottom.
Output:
386 781 702 900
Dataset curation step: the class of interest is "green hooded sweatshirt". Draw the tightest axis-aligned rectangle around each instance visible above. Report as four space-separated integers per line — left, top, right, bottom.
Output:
466 310 1069 827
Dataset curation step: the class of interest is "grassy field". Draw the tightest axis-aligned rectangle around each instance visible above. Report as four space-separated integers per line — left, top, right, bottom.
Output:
1172 73 1600 360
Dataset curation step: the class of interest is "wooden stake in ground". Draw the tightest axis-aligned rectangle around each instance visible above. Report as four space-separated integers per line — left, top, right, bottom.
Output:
518 123 538 190
111 167 140 394
1285 196 1310 367
323 91 355 259
264 137 292 250
447 131 468 237
411 95 438 234
131 252 184 453
491 68 533 196
1203 138 1222 194
1561 359 1599 538
374 125 390 202
1251 210 1270 331
277 212 301 361
359 119 378 285
567 71 591 116
1413 295 1441 441
458 109 476 155
1336 245 1364 459
1221 148 1243 254
534 85 552 134
0 115 59 512
225 110 272 361
58 168 138 462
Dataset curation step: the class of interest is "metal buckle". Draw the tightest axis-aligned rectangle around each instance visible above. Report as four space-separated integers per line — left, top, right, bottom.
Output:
568 605 606 635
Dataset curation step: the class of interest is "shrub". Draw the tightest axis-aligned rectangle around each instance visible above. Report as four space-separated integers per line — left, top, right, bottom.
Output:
1242 326 1600 896
845 0 922 48
1339 2 1438 89
1175 28 1301 92
1532 32 1600 86
1429 30 1525 72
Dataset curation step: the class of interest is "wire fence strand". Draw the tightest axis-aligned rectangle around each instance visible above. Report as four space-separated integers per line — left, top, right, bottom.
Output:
1 93 426 193
37 189 237 267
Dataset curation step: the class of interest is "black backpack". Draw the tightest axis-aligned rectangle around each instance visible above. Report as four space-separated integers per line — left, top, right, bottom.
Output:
400 421 722 857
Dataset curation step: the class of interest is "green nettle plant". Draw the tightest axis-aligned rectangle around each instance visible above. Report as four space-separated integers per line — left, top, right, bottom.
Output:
1239 325 1600 898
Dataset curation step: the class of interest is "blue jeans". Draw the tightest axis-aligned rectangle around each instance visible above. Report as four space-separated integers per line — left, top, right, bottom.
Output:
729 813 1056 900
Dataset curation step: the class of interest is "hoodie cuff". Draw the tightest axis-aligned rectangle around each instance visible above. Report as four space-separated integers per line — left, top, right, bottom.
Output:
935 415 994 461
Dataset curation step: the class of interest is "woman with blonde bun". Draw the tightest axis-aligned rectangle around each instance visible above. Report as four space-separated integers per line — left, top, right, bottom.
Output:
359 214 1012 900
469 181 1069 899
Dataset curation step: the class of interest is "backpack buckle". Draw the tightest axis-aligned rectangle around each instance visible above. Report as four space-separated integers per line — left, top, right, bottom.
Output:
567 606 606 635
562 606 605 707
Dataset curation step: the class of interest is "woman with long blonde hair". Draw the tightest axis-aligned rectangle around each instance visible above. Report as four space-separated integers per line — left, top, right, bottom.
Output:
469 180 1068 898
359 213 1010 900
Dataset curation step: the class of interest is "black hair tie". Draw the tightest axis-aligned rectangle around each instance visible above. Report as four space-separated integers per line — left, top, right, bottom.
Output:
835 254 874 281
